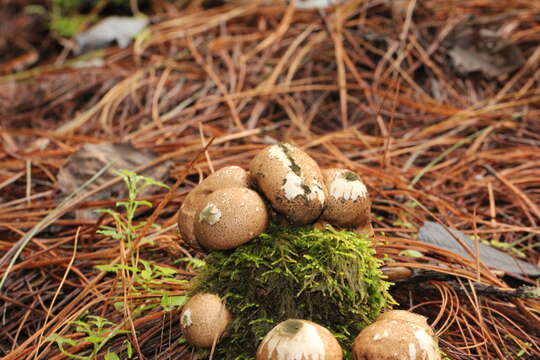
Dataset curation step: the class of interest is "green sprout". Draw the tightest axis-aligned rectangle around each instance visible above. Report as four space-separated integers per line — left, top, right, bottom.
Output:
46 314 132 360
47 170 183 359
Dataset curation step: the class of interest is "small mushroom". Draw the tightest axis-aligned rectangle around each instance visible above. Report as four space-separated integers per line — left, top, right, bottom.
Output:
250 143 326 225
194 187 268 250
177 166 250 250
376 310 434 335
256 319 342 360
180 293 231 348
352 319 440 360
320 168 371 229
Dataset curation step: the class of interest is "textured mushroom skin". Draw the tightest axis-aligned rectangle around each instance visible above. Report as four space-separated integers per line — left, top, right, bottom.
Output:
256 319 343 360
320 168 371 228
352 319 440 360
180 293 231 348
194 187 268 250
376 310 434 335
177 166 250 250
250 143 326 225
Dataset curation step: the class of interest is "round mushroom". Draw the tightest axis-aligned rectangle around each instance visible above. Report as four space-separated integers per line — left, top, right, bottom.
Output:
177 166 250 250
376 310 434 335
256 319 342 360
320 168 371 229
180 293 231 348
250 143 326 225
194 187 268 250
352 319 440 360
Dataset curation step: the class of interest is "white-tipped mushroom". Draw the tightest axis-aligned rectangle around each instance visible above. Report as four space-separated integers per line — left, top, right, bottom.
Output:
256 319 342 360
320 168 371 229
177 166 250 250
352 319 440 360
180 293 231 348
250 143 326 225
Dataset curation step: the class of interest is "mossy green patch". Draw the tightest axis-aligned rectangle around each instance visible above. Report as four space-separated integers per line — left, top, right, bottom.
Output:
278 142 301 175
343 171 360 182
189 224 394 359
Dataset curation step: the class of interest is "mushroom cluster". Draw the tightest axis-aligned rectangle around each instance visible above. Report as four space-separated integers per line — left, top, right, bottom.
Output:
176 142 398 357
178 142 372 253
352 310 440 360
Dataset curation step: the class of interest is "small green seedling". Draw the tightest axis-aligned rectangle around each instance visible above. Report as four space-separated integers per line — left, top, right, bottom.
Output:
48 170 182 359
46 315 132 360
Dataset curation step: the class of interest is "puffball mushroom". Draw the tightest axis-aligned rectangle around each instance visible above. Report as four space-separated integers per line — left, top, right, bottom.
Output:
256 319 343 360
177 166 250 250
352 319 440 360
250 142 326 225
320 168 371 229
376 310 434 335
194 187 268 250
180 293 231 348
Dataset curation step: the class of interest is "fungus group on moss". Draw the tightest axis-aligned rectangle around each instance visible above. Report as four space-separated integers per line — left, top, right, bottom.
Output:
176 142 439 359
191 224 393 359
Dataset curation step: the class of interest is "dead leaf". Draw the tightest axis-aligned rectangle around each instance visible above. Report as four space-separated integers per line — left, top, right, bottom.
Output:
447 27 524 79
56 142 171 219
75 16 149 54
294 0 343 9
418 221 540 277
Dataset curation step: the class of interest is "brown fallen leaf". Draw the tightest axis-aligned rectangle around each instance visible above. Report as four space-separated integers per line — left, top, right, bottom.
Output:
56 142 171 219
447 27 524 79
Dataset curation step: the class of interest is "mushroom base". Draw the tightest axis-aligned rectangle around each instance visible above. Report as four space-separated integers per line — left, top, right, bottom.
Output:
188 224 395 360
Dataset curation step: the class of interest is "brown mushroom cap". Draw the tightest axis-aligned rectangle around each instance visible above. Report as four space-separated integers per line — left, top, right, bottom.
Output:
177 166 250 250
352 319 440 360
376 310 434 335
180 293 231 348
256 319 343 360
194 187 268 250
249 143 326 225
320 168 371 229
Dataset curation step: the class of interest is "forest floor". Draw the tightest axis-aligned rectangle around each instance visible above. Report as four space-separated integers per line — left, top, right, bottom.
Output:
1 0 540 359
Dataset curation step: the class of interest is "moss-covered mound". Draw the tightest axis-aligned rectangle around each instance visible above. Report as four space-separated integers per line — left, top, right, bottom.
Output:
189 224 394 359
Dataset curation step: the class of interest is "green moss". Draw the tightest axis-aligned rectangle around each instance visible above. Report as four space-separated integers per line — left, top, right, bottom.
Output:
189 224 394 359
343 171 360 182
50 14 93 37
278 142 301 175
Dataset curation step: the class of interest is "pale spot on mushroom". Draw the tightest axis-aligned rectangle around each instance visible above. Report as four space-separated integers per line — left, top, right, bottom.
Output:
268 145 292 167
199 203 221 225
414 328 438 359
372 329 389 341
309 179 326 204
329 170 367 201
262 321 326 360
408 343 417 359
282 172 305 199
181 309 192 328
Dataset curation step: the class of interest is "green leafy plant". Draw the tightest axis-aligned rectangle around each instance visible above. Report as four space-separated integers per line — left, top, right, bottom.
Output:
96 259 188 310
47 170 183 359
191 224 395 360
93 170 191 309
95 169 168 249
46 315 132 360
